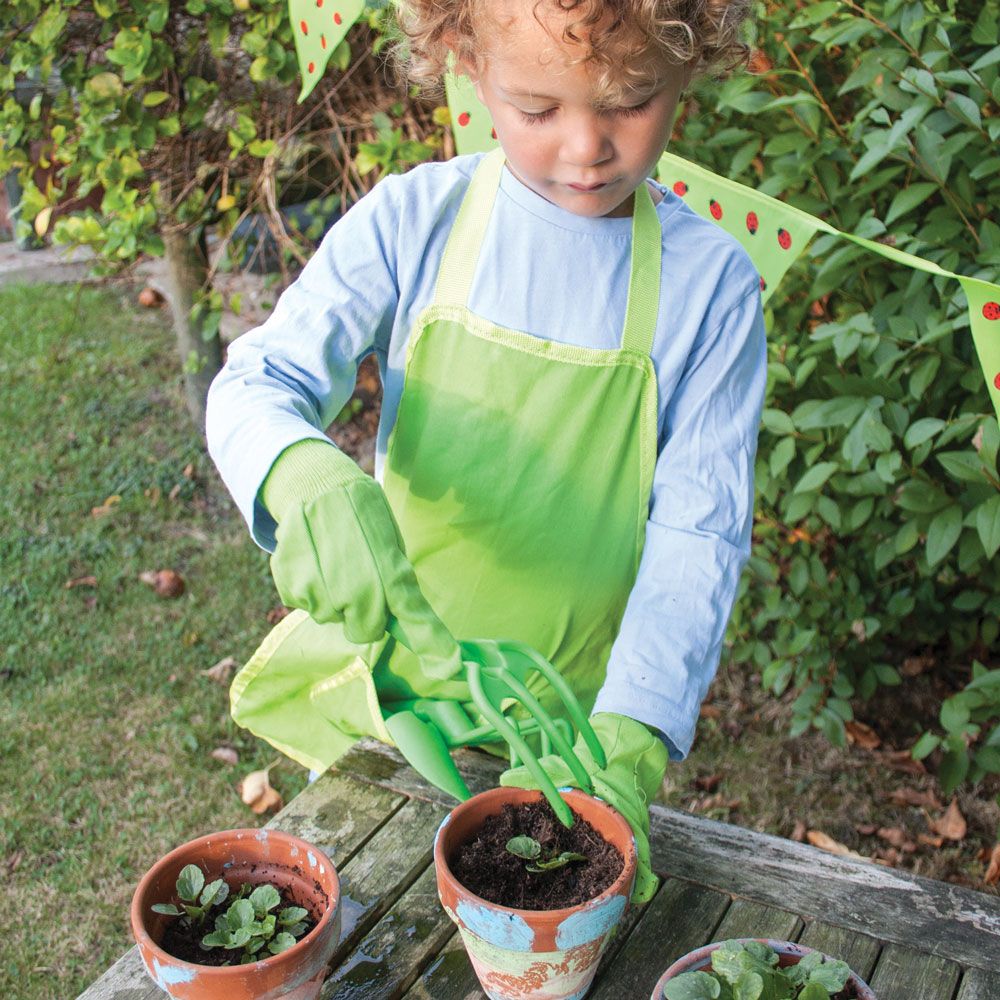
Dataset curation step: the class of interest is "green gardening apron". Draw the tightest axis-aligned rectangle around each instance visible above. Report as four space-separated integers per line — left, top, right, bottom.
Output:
230 149 661 773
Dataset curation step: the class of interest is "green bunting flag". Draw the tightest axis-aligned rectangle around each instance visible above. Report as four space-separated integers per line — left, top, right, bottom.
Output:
290 0 363 102
291 30 1000 422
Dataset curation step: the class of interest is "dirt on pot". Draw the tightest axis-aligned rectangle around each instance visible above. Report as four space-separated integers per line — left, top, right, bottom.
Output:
450 798 623 910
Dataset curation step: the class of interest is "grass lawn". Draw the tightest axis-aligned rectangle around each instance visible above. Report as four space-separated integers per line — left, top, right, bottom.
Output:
1 280 996 1000
0 282 308 1000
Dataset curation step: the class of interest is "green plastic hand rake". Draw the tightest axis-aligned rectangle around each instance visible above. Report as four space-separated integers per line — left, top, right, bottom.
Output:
382 621 606 827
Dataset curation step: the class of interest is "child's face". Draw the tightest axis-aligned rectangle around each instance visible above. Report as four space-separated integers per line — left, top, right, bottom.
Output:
467 0 692 218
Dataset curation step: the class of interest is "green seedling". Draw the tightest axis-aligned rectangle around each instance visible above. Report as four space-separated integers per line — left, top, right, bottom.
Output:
663 940 853 1000
151 864 311 965
505 836 588 874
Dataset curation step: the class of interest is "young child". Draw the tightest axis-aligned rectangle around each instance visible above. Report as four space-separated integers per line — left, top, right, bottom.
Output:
206 0 765 902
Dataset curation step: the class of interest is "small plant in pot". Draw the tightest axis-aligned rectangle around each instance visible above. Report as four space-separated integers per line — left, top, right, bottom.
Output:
131 828 341 1000
652 939 877 1000
434 785 637 1000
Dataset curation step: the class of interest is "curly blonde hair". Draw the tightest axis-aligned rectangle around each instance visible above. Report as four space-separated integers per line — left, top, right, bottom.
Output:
395 0 752 105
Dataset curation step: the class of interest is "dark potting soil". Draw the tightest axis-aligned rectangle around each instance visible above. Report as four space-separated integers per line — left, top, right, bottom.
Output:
450 799 624 910
158 883 315 967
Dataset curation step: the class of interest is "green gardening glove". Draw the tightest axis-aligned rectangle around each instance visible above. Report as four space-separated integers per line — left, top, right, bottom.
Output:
500 712 668 903
263 439 463 690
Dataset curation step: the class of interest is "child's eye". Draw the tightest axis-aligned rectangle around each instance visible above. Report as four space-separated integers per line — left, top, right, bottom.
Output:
613 98 653 118
519 108 556 125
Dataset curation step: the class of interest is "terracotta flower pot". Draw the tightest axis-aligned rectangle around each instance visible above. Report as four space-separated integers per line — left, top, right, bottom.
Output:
131 828 341 1000
435 786 637 1000
650 938 877 1000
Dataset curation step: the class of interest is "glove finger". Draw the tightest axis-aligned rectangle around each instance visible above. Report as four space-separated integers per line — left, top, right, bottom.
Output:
500 757 576 792
271 509 343 623
631 865 660 904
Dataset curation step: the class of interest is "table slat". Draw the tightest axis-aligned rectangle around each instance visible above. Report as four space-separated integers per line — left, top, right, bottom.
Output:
75 949 162 1000
797 921 881 981
711 898 802 942
647 806 1000 972
956 966 1000 999
867 943 962 1000
330 796 449 966
587 878 730 1000
320 865 454 1000
402 934 481 1000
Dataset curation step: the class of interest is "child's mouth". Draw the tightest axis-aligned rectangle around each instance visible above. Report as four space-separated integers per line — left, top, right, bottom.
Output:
567 181 608 192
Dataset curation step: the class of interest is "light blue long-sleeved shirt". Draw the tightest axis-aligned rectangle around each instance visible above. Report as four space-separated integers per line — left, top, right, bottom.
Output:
206 152 766 760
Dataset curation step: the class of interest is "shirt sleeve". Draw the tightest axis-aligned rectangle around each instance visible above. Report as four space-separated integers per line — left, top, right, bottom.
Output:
592 279 767 760
205 175 403 550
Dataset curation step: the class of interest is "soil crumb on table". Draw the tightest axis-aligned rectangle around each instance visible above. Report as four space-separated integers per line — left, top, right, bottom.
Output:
449 799 624 910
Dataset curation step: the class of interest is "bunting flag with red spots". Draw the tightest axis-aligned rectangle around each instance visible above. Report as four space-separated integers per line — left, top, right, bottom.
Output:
291 0 364 102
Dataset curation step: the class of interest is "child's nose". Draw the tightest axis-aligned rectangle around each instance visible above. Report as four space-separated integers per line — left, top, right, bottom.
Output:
559 117 613 167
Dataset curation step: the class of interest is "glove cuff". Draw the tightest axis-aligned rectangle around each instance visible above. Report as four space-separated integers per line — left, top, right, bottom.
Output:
262 439 364 523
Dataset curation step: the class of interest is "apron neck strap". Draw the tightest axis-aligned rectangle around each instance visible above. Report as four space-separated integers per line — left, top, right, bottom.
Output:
434 148 662 358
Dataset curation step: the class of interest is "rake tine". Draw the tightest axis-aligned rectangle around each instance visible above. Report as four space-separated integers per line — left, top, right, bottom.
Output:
467 660 575 827
502 641 607 770
490 666 594 795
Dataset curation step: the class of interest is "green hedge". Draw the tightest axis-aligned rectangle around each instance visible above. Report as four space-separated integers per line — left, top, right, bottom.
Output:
671 0 1000 791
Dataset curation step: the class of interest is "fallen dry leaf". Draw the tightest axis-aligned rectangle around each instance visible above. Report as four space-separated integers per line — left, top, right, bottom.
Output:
889 787 943 811
201 656 238 684
877 827 917 852
182 462 195 479
901 653 935 677
238 767 283 815
3 850 25 876
138 286 164 308
139 568 185 599
267 605 292 625
874 847 900 867
91 494 121 517
985 845 1000 886
930 800 967 841
64 575 98 590
845 720 881 750
693 794 740 814
790 820 807 843
918 833 945 849
881 749 927 776
699 704 722 720
211 747 238 766
856 823 877 836
693 773 722 793
806 830 865 860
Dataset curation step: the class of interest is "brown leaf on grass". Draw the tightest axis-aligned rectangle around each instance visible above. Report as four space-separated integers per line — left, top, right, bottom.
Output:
930 800 967 841
3 850 25 876
985 844 1000 886
877 827 917 852
693 794 740 814
881 749 927 776
856 823 877 836
889 787 943 811
699 704 721 719
790 820 807 843
238 767 282 815
91 494 121 517
211 747 238 766
182 462 195 479
202 656 238 684
874 847 900 867
693 773 722 792
918 833 945 848
64 575 98 589
901 653 935 677
267 605 292 625
806 830 866 860
139 569 185 598
845 720 881 750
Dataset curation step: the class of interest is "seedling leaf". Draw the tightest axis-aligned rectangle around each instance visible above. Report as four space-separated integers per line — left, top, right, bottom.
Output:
227 898 255 930
151 903 183 916
279 906 309 925
268 931 298 955
663 971 722 999
249 884 281 917
526 851 589 872
201 930 229 948
809 961 851 992
799 983 833 1000
200 879 229 908
733 971 763 1000
177 864 205 902
506 836 541 860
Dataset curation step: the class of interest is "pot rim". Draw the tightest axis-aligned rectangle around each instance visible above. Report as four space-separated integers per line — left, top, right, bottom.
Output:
434 786 638 919
651 937 876 1000
130 827 339 977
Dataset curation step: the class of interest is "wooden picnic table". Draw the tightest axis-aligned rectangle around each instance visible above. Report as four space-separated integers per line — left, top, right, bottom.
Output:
81 738 1000 1000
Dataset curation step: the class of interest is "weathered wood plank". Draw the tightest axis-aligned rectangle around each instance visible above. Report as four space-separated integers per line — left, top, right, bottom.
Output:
588 878 730 1000
867 943 962 1000
329 797 449 967
646 806 1000 972
77 769 405 1000
956 966 1000 999
711 898 802 942
797 922 881 981
320 865 455 1000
